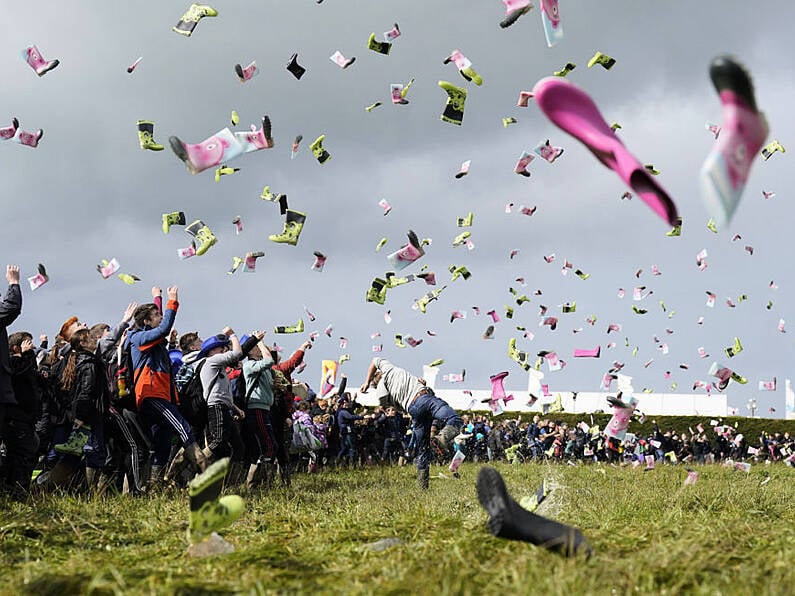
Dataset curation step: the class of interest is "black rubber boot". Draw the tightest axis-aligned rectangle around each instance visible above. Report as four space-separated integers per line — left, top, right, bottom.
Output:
476 466 591 558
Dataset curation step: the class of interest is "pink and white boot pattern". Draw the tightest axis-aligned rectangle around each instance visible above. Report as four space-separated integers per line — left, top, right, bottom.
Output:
23 44 60 76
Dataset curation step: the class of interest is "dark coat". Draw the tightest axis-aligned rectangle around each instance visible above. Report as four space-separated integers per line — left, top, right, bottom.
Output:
0 283 22 405
71 349 110 422
7 350 42 423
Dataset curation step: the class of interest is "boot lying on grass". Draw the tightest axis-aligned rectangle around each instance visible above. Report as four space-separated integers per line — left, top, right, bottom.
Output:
189 457 244 545
476 466 591 558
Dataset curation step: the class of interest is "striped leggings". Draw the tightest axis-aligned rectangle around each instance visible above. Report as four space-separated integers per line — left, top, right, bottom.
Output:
244 408 277 464
206 403 245 461
139 397 195 466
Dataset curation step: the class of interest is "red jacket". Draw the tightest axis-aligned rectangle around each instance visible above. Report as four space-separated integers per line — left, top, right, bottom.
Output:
273 349 304 416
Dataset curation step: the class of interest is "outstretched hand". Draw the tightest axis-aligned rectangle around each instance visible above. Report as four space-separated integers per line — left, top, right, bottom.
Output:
122 302 138 323
6 265 19 284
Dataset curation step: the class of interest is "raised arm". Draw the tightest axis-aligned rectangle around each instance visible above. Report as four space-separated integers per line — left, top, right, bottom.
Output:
0 265 22 327
360 358 378 393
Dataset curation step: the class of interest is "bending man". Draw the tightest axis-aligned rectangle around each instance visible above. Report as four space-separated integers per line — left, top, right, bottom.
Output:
360 357 462 489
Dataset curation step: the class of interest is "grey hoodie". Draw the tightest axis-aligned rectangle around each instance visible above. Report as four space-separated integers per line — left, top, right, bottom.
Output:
200 349 243 408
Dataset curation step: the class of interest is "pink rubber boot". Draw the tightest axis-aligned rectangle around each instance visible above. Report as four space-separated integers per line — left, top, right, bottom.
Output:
235 61 258 83
169 128 242 174
0 118 18 141
387 230 425 271
15 128 43 148
700 56 768 227
490 371 512 402
532 77 679 226
540 0 563 47
236 116 274 153
23 44 59 76
573 346 600 358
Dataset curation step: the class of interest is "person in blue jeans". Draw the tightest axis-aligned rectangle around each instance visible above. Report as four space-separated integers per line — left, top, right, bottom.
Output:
360 357 462 489
336 396 364 466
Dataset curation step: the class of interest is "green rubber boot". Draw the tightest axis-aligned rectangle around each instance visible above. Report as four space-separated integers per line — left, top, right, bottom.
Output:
54 426 90 456
438 81 467 126
173 3 218 37
666 216 683 237
508 338 531 371
188 458 244 544
367 33 392 55
185 220 217 256
309 135 331 164
162 211 186 234
274 318 304 334
269 209 306 246
366 278 388 305
137 120 164 151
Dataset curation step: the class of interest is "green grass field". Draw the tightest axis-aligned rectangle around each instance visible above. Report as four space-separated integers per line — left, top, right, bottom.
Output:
1 462 793 595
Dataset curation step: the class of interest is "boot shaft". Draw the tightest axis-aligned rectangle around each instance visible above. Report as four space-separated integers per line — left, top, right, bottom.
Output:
15 129 43 148
162 211 186 234
417 467 429 490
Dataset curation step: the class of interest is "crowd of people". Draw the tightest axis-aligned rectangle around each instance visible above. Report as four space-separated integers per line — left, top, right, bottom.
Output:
1 266 792 502
0 266 460 498
450 414 795 467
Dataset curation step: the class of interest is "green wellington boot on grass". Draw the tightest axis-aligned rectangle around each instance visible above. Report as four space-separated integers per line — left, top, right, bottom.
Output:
189 458 244 544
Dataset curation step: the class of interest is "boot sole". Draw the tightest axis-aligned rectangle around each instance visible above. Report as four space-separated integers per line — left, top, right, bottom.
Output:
500 7 531 29
169 136 196 174
709 56 757 112
37 60 60 77
261 115 273 145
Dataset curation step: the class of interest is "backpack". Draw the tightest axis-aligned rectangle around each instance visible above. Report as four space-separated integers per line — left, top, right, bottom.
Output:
176 359 215 426
107 341 137 412
271 368 292 411
291 419 323 453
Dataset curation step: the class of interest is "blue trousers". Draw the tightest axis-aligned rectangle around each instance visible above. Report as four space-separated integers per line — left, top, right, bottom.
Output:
407 392 462 472
139 397 195 466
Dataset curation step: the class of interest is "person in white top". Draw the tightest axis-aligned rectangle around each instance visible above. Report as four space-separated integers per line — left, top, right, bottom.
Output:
360 357 462 489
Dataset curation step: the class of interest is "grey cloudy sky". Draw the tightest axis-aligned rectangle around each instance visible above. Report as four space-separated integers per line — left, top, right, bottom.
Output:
2 1 794 417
